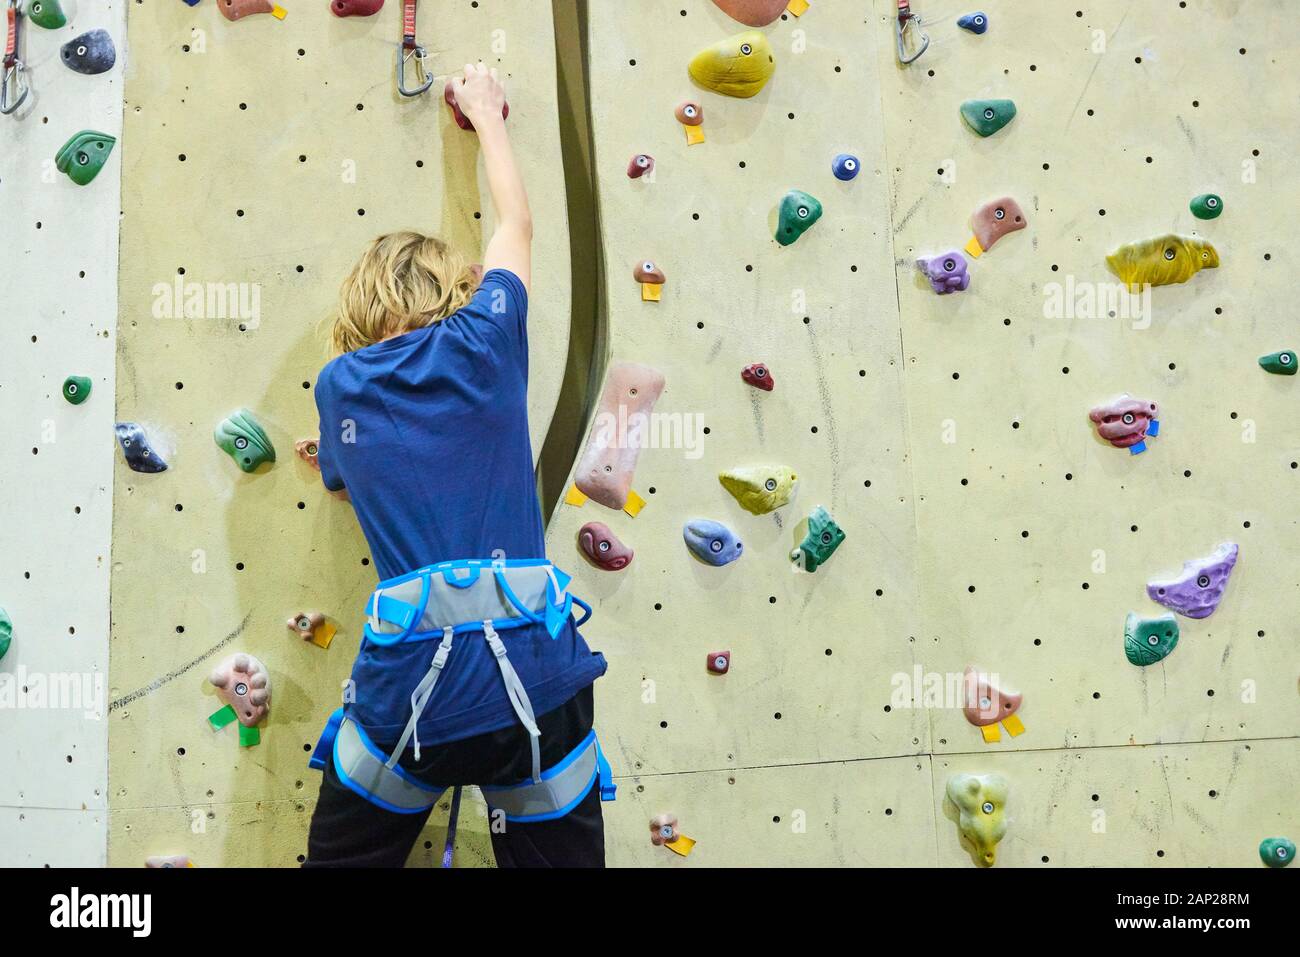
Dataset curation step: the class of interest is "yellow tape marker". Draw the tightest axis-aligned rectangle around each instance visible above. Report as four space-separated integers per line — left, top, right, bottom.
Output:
564 485 588 507
271 4 287 18
786 0 810 16
310 621 337 650
665 834 696 857
641 282 662 302
980 724 1001 744
964 236 984 258
623 489 646 517
685 125 705 146
1002 714 1025 737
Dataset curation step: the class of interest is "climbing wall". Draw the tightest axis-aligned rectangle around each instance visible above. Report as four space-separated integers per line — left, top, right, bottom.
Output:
107 0 572 866
557 0 1298 866
0 1 127 866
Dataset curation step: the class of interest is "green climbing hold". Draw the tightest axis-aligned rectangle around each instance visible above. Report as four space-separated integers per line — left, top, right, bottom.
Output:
791 506 845 572
1190 193 1223 220
0 607 11 663
27 0 67 29
1258 350 1297 376
776 190 822 246
960 98 1017 137
55 130 116 186
214 408 276 472
62 375 92 405
1259 836 1295 868
1124 612 1179 666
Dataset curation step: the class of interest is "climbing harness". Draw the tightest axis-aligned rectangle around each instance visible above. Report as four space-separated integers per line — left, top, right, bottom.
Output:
895 0 930 65
2 0 29 116
395 0 433 97
308 558 615 865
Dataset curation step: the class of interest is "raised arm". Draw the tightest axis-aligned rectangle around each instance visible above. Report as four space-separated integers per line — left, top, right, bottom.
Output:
451 62 532 292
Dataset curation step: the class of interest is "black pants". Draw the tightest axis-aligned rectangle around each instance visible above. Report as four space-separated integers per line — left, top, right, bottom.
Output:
304 685 605 868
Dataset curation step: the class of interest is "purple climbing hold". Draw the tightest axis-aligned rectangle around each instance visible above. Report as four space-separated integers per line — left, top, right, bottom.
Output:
916 251 970 294
1146 543 1238 619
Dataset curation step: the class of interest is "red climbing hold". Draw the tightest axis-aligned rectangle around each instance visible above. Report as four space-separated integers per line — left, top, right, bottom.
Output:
444 78 508 131
741 363 774 391
330 0 383 16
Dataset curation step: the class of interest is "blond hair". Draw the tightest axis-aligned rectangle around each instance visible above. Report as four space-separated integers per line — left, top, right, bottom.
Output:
328 231 477 355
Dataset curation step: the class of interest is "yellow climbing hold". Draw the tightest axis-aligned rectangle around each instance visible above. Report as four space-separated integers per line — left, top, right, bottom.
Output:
719 464 797 515
688 30 775 99
1105 234 1219 291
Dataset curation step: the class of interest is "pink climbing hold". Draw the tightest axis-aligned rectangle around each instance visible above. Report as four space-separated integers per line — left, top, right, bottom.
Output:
1089 394 1159 453
209 653 271 727
627 154 655 179
968 196 1027 255
711 0 788 27
962 667 1022 727
578 521 634 571
444 78 509 131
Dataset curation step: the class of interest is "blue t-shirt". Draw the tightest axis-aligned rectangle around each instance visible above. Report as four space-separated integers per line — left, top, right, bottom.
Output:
313 269 606 747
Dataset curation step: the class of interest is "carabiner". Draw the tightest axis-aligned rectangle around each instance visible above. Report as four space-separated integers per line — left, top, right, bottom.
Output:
396 43 434 97
1 0 28 115
895 1 930 65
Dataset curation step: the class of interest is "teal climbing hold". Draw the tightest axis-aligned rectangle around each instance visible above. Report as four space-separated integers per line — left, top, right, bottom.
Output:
62 375 91 405
791 506 845 572
776 190 822 246
960 99 1017 137
1259 837 1295 868
0 607 11 663
214 409 276 472
1124 612 1179 666
55 131 116 186
1189 193 1223 220
1258 350 1296 376
27 0 67 29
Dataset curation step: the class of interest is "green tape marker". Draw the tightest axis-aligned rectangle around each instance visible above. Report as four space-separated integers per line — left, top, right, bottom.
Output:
208 704 238 731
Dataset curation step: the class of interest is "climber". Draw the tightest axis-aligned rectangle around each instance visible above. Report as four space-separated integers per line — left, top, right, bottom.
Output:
302 63 611 868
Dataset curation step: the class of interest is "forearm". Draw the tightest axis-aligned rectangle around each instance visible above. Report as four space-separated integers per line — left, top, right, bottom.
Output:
476 118 532 235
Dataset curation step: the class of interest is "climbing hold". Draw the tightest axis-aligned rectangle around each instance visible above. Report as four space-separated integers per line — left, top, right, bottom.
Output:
945 773 1009 867
688 30 775 99
683 519 744 567
571 363 665 513
719 464 797 515
287 611 336 649
62 375 91 405
962 666 1024 743
960 98 1016 137
916 251 970 294
214 408 276 473
791 506 845 572
1146 543 1238 619
60 29 116 75
831 153 860 181
675 100 705 145
1106 234 1219 291
26 0 66 29
0 607 11 663
627 153 654 179
209 653 270 746
1189 193 1223 220
1258 350 1297 376
217 0 286 20
964 197 1026 258
330 0 383 16
578 521 634 571
114 422 168 473
1259 837 1295 869
634 260 665 302
710 0 787 27
1088 394 1159 454
444 78 508 131
55 131 116 186
775 189 823 246
294 438 321 470
741 362 774 391
707 651 730 675
650 814 696 857
145 856 195 868
957 11 988 33
1124 612 1180 666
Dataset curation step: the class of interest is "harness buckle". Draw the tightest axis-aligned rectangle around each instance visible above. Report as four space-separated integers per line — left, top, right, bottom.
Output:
895 1 930 65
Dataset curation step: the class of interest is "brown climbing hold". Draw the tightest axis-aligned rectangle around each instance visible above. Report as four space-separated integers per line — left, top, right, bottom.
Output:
634 260 665 302
675 100 705 145
295 438 321 471
711 0 788 27
572 362 665 512
287 611 336 649
741 363 774 391
578 521 634 571
444 78 509 131
962 666 1025 743
966 196 1027 257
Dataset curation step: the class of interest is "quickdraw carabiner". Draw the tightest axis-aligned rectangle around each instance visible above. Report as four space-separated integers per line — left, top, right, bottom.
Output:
895 0 930 66
1 0 29 116
396 0 433 97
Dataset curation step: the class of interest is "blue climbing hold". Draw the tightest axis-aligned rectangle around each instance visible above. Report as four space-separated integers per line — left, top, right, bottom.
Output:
115 422 168 473
683 519 744 567
958 11 988 34
832 153 860 181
